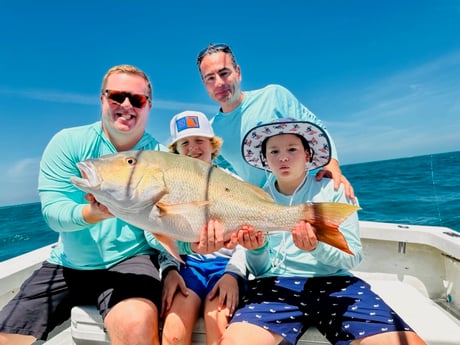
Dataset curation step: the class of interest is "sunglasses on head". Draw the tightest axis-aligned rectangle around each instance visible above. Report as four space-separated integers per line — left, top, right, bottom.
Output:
103 89 149 108
196 43 234 65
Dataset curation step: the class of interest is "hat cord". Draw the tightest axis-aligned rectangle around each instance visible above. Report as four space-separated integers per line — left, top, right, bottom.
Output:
269 172 308 270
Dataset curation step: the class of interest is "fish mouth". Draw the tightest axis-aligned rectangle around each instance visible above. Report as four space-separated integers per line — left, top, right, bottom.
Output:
70 161 102 190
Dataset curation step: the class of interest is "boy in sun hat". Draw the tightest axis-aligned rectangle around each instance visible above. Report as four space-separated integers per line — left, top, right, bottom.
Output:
156 110 247 345
220 118 426 345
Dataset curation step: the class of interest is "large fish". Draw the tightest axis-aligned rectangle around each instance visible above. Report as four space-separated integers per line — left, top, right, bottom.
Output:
70 150 360 260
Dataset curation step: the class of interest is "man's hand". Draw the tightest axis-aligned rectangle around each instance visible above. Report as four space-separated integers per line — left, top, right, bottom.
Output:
316 158 355 202
82 193 114 223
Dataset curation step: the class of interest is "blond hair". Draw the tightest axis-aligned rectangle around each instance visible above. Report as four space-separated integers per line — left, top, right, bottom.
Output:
101 64 152 99
168 136 223 160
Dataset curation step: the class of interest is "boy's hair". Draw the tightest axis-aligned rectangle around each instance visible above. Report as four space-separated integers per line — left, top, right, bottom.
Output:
168 136 223 160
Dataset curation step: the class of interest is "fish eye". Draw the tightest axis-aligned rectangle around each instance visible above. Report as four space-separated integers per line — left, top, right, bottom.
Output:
126 157 137 165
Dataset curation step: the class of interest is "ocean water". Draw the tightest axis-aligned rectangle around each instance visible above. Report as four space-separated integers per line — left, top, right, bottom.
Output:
1 151 459 263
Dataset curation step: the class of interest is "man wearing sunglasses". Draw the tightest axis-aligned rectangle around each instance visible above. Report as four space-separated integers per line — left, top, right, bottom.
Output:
0 65 166 345
196 43 355 200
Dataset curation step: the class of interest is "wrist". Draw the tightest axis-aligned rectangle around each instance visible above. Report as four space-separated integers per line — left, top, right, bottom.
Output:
161 265 179 281
224 272 245 284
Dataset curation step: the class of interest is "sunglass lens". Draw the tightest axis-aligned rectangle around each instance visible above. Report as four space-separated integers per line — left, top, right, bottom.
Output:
108 91 127 104
130 94 147 108
197 43 231 64
105 90 148 108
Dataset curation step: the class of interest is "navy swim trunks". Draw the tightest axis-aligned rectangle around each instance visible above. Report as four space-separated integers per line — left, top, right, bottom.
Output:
230 275 413 345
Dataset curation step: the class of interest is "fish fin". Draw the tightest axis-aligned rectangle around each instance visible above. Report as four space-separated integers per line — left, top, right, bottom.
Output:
307 202 361 225
155 201 210 216
151 187 169 204
314 224 355 255
153 233 184 264
302 202 361 255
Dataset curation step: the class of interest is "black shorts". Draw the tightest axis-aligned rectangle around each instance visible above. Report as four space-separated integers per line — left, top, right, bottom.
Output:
0 254 162 340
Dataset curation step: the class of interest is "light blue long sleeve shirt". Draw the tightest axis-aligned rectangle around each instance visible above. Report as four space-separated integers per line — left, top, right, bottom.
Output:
246 176 362 278
39 121 167 269
210 84 338 187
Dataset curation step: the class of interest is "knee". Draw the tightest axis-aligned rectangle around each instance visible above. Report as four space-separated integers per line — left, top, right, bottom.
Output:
161 315 189 344
351 331 427 345
204 308 218 321
105 299 160 344
0 334 36 345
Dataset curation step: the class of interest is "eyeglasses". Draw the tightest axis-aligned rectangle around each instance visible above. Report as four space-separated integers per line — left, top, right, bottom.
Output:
103 89 149 108
196 43 234 66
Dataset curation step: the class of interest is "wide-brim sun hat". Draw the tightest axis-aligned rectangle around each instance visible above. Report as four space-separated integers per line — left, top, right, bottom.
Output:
241 118 331 171
170 110 214 145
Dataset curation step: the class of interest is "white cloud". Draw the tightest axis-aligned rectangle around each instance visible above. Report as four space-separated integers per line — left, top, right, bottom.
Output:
7 158 40 177
1 158 40 206
327 51 460 164
0 87 216 113
0 88 97 105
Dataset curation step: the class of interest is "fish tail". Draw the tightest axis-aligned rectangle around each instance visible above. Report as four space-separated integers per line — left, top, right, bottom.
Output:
305 202 361 227
301 202 361 255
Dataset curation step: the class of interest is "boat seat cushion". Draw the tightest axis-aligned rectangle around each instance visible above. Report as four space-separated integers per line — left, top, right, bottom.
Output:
362 277 460 345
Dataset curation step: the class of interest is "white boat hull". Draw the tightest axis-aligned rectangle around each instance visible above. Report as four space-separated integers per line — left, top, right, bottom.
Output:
1 221 460 344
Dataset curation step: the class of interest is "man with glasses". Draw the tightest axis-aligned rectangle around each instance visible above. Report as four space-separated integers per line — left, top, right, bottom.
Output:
196 43 355 200
0 65 166 345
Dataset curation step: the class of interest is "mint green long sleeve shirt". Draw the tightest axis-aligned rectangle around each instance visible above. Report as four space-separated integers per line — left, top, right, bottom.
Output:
39 121 167 269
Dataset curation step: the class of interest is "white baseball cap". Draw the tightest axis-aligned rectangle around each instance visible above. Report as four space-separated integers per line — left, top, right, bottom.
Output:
170 111 214 145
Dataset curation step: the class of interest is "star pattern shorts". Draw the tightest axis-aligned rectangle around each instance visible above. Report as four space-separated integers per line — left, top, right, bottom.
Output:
230 275 413 345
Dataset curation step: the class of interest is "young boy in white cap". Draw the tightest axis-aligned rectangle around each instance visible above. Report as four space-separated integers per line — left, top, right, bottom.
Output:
159 111 246 345
219 118 426 345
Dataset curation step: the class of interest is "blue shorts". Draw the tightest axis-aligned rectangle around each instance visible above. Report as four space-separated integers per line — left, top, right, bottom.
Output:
180 256 238 300
0 254 162 341
230 276 413 345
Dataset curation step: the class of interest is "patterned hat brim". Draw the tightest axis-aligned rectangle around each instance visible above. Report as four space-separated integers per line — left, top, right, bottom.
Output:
241 120 331 171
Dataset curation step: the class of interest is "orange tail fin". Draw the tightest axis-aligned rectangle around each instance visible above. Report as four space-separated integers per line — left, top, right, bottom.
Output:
303 202 361 255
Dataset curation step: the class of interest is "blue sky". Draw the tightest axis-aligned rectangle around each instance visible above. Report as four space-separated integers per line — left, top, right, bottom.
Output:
1 1 459 206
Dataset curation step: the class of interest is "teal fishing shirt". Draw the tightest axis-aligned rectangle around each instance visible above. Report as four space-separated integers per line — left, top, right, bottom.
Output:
39 121 167 270
210 84 339 187
246 176 362 278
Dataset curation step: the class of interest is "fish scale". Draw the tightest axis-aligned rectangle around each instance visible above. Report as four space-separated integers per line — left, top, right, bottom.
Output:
70 150 360 259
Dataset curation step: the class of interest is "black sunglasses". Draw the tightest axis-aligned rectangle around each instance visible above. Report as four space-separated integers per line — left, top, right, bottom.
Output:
103 89 149 108
196 43 234 66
